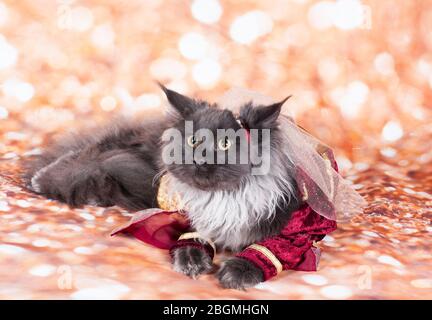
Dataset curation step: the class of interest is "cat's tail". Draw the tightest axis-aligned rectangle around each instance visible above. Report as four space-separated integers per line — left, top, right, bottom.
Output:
26 148 158 211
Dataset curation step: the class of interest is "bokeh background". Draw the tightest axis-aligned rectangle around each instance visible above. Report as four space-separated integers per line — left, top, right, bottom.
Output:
0 0 431 299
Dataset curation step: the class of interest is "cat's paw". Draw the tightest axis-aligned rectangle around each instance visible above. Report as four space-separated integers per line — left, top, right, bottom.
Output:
171 246 214 279
30 151 75 193
217 257 264 290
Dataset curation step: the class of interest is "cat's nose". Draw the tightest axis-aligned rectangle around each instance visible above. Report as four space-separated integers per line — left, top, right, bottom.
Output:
193 158 207 166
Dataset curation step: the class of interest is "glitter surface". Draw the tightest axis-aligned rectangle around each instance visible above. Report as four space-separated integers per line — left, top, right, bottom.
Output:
0 0 431 299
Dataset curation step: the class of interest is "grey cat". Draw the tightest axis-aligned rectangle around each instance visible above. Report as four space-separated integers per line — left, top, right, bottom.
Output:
26 85 303 289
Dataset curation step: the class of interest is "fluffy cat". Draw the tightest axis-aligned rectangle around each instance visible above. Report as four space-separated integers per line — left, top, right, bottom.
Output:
26 85 303 289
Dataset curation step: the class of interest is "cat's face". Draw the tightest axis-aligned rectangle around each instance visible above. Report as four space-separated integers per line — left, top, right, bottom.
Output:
164 106 250 191
159 85 288 191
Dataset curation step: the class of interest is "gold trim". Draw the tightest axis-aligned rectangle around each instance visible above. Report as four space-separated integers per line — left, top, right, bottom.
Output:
178 232 216 254
247 244 283 274
321 152 335 200
302 182 309 201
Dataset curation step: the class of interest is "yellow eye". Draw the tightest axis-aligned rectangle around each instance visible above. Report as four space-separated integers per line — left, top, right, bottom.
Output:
218 137 232 151
187 135 199 147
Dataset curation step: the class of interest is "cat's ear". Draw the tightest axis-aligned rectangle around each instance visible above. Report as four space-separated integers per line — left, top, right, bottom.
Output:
158 83 200 117
239 96 291 129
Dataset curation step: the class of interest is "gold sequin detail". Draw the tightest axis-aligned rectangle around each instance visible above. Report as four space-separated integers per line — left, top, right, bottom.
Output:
157 175 181 211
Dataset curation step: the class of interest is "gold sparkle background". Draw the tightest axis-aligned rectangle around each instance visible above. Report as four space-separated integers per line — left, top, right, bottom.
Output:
0 0 431 299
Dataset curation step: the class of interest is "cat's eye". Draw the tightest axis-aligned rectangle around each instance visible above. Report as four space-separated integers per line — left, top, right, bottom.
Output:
187 135 199 147
218 137 232 151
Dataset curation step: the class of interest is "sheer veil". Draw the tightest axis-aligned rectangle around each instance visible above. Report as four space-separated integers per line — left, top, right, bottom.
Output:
218 87 367 221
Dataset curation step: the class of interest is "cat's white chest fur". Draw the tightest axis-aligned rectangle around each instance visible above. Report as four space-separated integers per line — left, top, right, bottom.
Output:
165 173 294 252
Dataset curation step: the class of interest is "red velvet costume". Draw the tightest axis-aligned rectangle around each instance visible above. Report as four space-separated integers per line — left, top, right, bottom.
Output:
112 147 339 281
